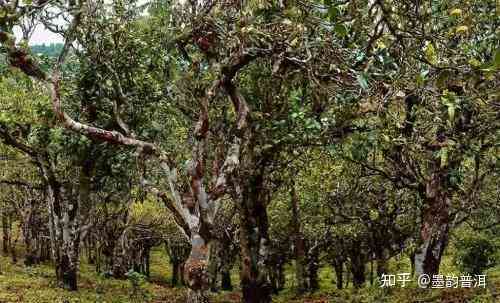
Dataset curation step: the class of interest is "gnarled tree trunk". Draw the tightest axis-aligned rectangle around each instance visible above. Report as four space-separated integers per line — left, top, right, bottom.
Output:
184 233 211 303
414 171 450 277
237 173 273 303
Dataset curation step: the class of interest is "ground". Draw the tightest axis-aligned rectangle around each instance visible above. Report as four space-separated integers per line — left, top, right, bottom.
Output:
0 248 498 303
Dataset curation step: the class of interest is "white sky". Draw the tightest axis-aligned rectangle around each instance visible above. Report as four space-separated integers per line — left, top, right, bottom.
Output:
13 0 151 45
14 25 64 45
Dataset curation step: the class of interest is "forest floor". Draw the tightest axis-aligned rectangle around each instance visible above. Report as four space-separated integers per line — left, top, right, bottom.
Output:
0 249 498 303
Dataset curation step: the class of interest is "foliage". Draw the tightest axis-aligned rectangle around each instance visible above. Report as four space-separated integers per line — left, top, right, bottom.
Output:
30 43 63 58
454 234 498 275
125 269 151 302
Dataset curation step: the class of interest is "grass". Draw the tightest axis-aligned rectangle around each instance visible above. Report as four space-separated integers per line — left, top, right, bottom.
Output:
0 248 498 303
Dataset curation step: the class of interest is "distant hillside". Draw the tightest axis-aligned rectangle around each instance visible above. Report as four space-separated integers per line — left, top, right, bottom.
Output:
30 43 63 58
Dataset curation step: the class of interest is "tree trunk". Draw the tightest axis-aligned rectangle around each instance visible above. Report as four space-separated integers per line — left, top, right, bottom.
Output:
375 248 387 278
24 231 38 266
238 174 273 303
172 261 181 286
291 185 307 293
2 211 10 255
56 254 78 291
10 231 18 264
414 171 450 278
307 246 320 292
41 157 90 291
220 270 232 291
350 249 366 288
208 243 219 292
333 260 343 289
184 233 211 303
409 251 415 277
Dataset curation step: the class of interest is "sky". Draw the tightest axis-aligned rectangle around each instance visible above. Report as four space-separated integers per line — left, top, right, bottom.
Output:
14 25 64 45
13 0 151 45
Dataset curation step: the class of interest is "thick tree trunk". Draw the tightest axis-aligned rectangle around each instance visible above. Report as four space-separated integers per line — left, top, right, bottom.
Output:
172 261 181 286
240 208 272 303
56 254 78 291
166 238 190 286
23 206 40 266
184 233 211 303
41 158 90 291
220 270 232 291
414 171 450 277
112 232 128 278
24 236 38 266
307 247 320 292
350 248 366 288
238 174 273 303
375 248 387 277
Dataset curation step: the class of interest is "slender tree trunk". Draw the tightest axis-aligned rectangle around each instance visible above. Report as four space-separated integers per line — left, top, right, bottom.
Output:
290 185 307 293
2 211 10 255
370 258 374 286
10 230 18 264
307 252 320 292
414 171 450 277
208 243 219 292
409 251 416 277
333 260 343 289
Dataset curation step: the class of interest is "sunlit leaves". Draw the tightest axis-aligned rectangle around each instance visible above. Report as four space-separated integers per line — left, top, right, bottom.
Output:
423 41 438 65
0 77 50 125
356 72 369 90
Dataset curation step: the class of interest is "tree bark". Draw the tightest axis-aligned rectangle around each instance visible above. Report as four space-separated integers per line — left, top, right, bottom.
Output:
220 270 232 291
350 245 366 288
2 211 10 255
290 185 307 293
306 246 320 292
238 174 273 303
414 171 450 278
333 260 343 289
40 155 91 291
184 233 211 303
172 261 181 286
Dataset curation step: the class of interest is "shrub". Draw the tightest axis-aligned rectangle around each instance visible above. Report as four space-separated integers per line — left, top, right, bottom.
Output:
454 236 497 275
126 269 151 302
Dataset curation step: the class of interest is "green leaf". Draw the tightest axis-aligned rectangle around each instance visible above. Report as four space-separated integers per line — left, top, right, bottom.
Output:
440 147 449 168
424 42 438 65
328 6 340 21
493 48 500 70
448 104 455 123
357 73 369 90
416 69 429 86
334 24 348 37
